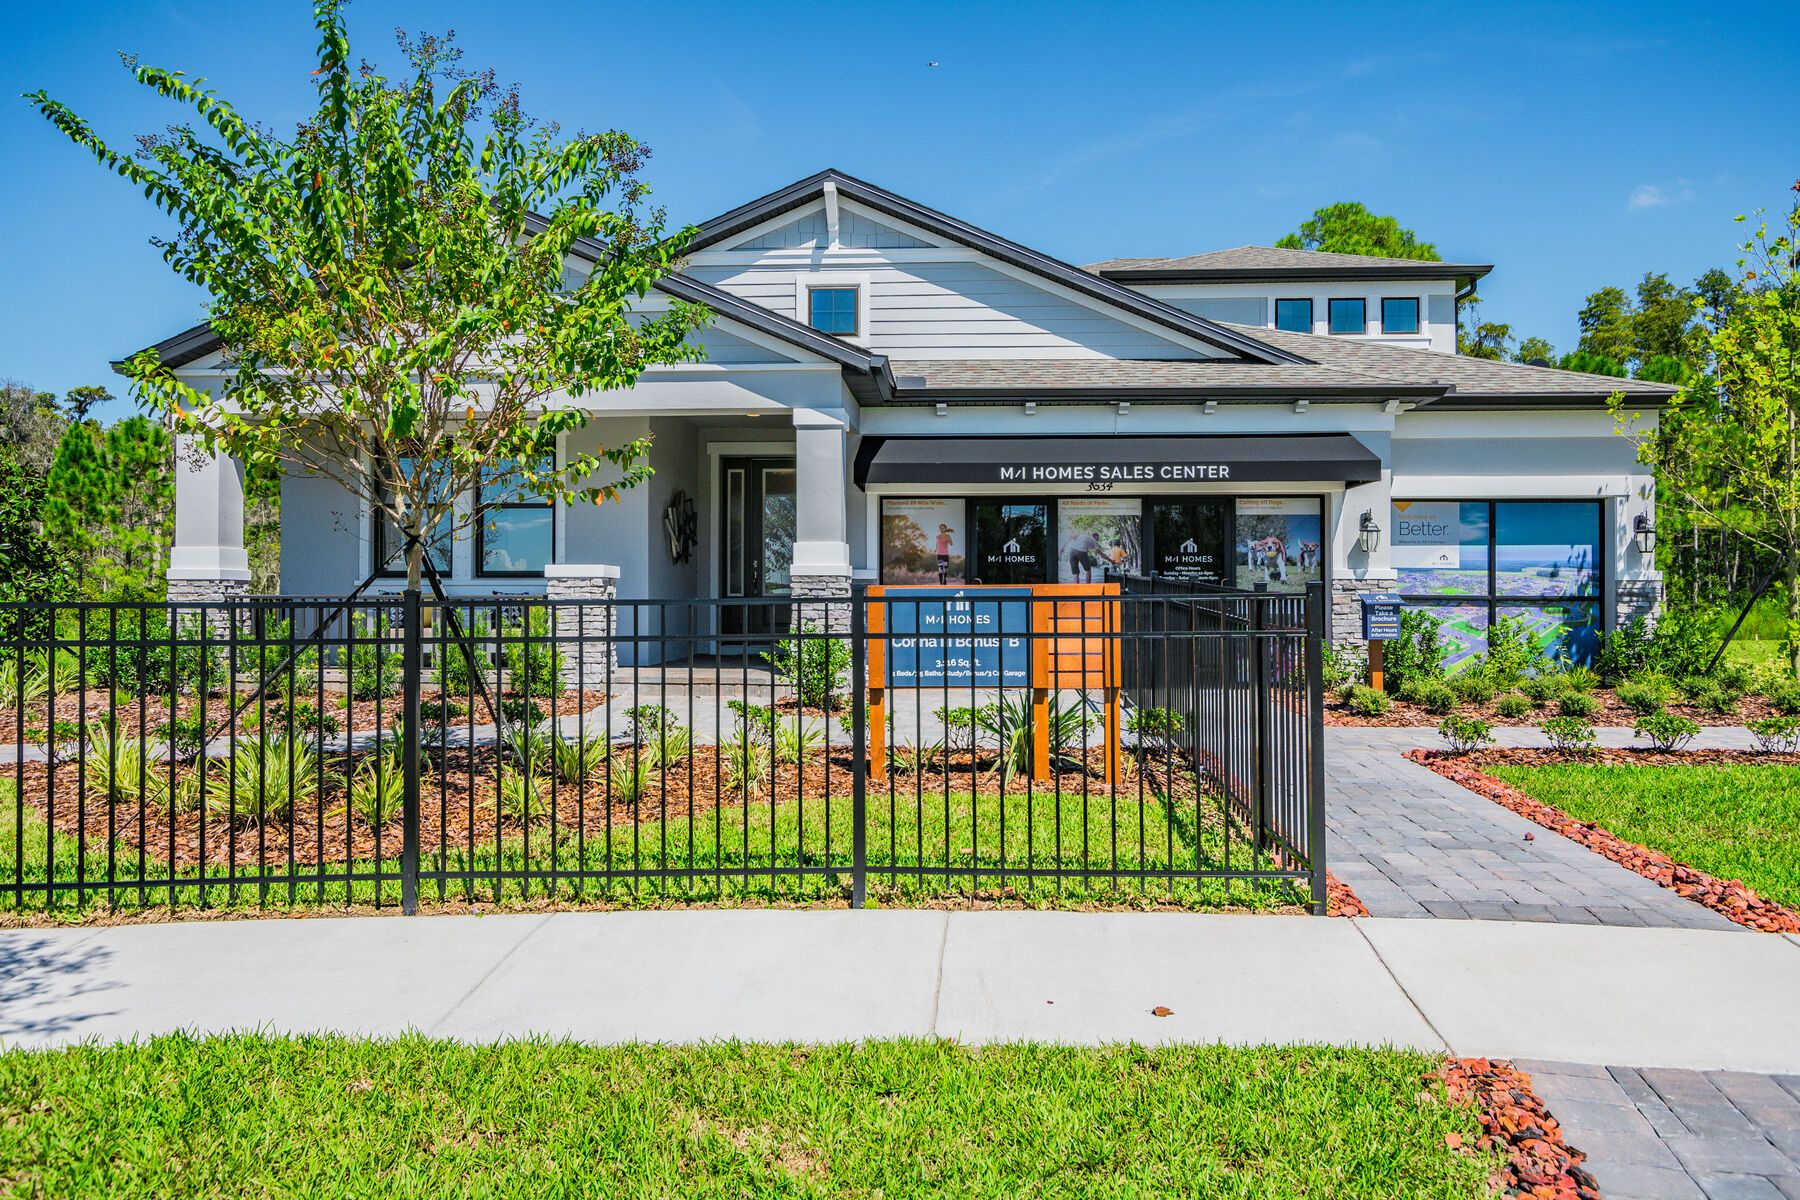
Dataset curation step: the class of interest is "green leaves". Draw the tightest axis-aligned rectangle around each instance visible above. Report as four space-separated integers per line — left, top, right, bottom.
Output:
35 0 711 588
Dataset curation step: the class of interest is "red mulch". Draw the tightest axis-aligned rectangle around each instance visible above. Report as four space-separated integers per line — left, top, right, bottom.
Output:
1326 872 1369 917
1326 689 1781 728
1440 1057 1600 1199
1410 748 1800 934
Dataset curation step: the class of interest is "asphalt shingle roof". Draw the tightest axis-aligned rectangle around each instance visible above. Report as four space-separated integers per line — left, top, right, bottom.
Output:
1086 245 1491 282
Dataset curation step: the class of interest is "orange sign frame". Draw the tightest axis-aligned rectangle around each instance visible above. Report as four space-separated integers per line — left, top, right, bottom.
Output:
864 583 1123 783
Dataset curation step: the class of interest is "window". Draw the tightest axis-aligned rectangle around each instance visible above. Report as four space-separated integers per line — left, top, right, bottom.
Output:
807 286 858 336
1392 500 1604 669
1328 298 1366 334
477 459 554 576
1150 499 1229 583
1274 298 1313 333
1381 297 1419 334
373 458 453 577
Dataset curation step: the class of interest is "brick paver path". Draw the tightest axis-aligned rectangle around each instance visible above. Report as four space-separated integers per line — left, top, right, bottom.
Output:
1520 1060 1800 1200
1325 728 1739 929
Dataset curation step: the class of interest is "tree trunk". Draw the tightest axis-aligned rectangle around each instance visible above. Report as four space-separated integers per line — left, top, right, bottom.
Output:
1786 558 1799 678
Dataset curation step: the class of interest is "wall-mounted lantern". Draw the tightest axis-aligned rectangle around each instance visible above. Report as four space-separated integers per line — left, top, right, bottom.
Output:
1357 510 1382 554
1633 513 1656 555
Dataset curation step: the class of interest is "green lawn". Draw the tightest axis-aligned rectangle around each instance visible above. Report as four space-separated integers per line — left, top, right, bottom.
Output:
1 778 1308 917
0 1036 1494 1199
1487 762 1800 909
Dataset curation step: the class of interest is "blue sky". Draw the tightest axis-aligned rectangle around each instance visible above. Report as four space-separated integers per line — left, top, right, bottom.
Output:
5 1 1797 420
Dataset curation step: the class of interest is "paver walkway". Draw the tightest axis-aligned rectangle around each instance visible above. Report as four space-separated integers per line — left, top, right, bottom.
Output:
1326 727 1741 930
1520 1059 1800 1200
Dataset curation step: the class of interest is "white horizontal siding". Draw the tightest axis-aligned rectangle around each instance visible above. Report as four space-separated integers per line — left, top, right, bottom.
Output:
688 261 1209 361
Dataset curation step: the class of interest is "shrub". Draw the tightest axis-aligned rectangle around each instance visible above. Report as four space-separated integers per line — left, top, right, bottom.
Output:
1747 716 1800 754
720 732 771 793
1320 641 1367 691
156 712 209 760
418 698 466 725
1125 706 1186 755
349 748 405 827
1556 692 1601 719
1644 604 1731 679
81 723 168 806
1480 614 1541 688
1558 665 1600 694
1614 681 1669 717
1768 682 1800 716
87 608 174 698
1382 609 1445 694
1415 682 1459 716
1714 661 1754 695
773 716 825 766
503 609 565 698
1633 712 1700 752
1520 675 1566 705
1396 677 1433 706
203 734 320 825
1345 685 1390 717
1495 693 1532 719
501 720 553 771
286 700 341 739
726 701 776 736
1438 715 1495 753
434 613 492 697
762 620 850 710
1595 615 1653 685
1449 673 1497 705
347 632 403 700
496 768 546 826
551 732 608 785
1540 715 1596 755
934 705 980 749
500 697 545 727
171 613 225 695
1693 684 1740 717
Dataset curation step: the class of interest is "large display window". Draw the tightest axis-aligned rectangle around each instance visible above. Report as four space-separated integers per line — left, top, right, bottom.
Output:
879 494 1326 593
1393 499 1604 666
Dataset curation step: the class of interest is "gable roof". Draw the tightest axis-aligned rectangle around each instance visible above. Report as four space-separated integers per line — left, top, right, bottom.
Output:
688 169 1306 366
1088 245 1491 290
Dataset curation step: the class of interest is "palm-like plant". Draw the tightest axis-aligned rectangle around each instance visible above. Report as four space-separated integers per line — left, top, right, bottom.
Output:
551 731 608 785
348 747 405 827
496 767 547 826
82 722 170 807
720 732 771 794
772 717 823 766
203 734 321 825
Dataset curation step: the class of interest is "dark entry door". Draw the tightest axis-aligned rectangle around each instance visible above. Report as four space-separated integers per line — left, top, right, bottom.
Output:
720 456 797 636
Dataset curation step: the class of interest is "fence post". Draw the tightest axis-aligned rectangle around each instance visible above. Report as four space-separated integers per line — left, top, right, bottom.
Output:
849 595 867 909
1304 580 1329 915
1250 595 1269 854
401 587 422 915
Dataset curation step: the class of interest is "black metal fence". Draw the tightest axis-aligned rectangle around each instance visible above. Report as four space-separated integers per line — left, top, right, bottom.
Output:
0 584 1325 916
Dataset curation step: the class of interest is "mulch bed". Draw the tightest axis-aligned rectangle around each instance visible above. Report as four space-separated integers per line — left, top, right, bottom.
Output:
1327 689 1782 728
9 747 1208 873
1410 747 1800 934
1439 1057 1600 1199
0 687 612 741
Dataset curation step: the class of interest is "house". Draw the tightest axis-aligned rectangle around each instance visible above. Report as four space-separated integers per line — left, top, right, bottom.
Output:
135 168 1673 664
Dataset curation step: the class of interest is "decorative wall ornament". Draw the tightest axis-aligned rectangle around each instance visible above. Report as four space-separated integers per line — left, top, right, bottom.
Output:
663 490 697 564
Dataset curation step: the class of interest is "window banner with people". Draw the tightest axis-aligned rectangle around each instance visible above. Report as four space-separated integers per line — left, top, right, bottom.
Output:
1234 497 1323 593
880 498 967 584
1057 497 1141 584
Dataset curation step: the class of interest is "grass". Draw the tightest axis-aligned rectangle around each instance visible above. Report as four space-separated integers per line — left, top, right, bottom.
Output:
0 1036 1495 1199
1487 762 1800 909
0 778 1308 918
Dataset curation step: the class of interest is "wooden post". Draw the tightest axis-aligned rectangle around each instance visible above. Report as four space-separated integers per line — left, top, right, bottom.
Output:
869 686 887 781
1368 639 1384 692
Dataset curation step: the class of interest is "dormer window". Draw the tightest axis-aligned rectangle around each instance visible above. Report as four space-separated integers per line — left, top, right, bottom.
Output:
807 286 859 336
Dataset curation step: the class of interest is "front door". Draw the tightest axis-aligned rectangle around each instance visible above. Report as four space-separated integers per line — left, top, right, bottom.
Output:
720 456 797 636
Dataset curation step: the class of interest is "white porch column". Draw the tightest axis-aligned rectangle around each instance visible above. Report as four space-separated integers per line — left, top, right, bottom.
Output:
166 436 252 602
791 408 853 632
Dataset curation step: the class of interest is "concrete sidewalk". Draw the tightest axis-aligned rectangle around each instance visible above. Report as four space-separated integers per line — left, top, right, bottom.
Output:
3 910 1797 1073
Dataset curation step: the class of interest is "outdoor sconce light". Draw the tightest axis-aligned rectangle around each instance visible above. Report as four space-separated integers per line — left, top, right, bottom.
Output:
1633 513 1656 555
1357 510 1382 554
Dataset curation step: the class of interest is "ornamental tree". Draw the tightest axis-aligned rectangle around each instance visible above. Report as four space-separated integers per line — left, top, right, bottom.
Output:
27 2 707 591
1621 187 1800 673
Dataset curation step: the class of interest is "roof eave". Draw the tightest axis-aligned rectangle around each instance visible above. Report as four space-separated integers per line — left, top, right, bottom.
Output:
1098 263 1494 286
886 383 1449 404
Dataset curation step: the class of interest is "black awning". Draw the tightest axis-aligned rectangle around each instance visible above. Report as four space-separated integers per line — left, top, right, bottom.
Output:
854 434 1382 487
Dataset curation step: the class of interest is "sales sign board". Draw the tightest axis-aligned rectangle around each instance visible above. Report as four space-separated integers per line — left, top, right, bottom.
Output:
1360 592 1405 641
883 588 1031 688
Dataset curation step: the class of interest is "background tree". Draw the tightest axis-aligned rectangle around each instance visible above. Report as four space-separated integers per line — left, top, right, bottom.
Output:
60 384 114 423
28 2 707 593
1577 286 1636 365
1275 201 1441 260
1455 300 1514 360
1513 336 1557 365
43 415 175 599
1632 272 1700 364
0 446 73 640
1558 350 1627 377
0 379 69 471
1622 189 1800 671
